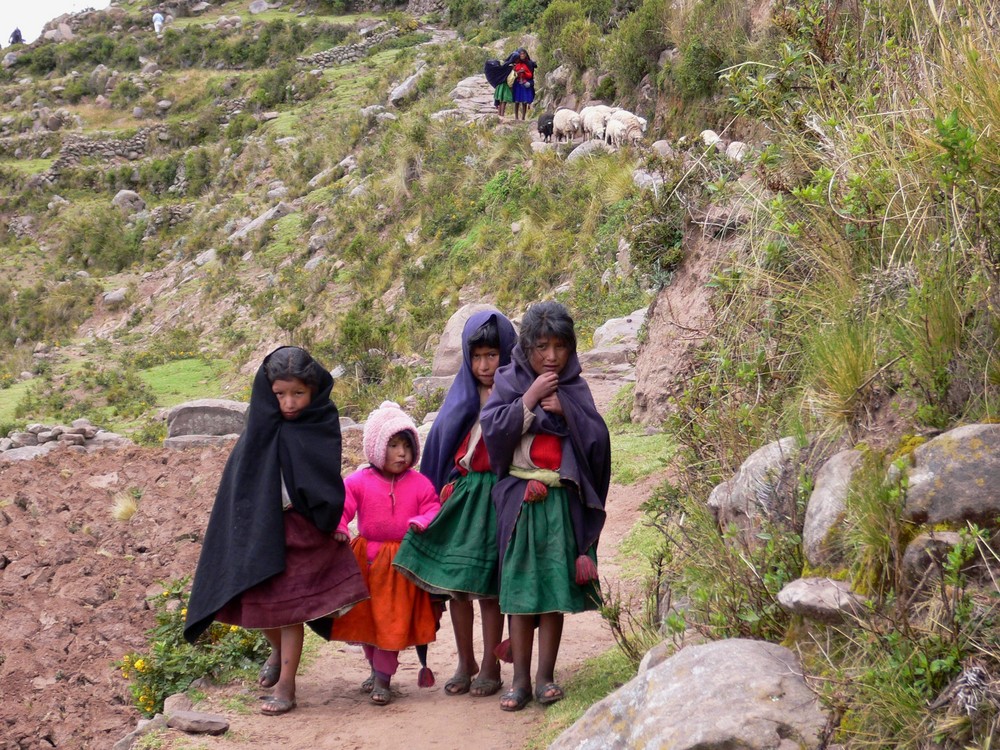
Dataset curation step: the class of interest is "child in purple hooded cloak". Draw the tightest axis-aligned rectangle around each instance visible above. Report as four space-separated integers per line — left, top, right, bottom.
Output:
480 302 610 712
394 309 517 698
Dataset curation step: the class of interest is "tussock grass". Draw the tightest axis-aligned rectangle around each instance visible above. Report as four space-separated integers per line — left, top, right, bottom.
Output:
111 490 139 522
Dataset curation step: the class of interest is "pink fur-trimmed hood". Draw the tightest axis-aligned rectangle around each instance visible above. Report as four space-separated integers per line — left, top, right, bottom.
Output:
362 401 420 470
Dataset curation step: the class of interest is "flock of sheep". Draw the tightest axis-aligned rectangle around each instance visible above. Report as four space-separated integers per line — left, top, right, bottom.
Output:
537 105 648 147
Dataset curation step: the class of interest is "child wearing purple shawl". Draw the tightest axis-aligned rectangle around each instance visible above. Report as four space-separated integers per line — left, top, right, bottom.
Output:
480 302 611 711
394 310 517 698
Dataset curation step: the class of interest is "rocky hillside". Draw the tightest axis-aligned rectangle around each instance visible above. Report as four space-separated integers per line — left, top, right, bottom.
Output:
2 0 1000 746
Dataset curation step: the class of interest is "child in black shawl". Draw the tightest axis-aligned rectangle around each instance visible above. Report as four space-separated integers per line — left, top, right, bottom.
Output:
480 302 611 711
184 347 368 715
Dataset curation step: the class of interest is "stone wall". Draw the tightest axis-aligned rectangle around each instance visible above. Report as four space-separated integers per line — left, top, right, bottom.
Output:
297 28 401 69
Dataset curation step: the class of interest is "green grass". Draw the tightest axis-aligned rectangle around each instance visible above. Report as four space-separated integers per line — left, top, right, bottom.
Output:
615 520 665 581
525 647 636 749
138 358 230 408
0 158 55 175
0 378 36 428
609 428 675 484
259 213 304 267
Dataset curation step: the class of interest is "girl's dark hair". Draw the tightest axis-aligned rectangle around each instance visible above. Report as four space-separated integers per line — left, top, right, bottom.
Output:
392 430 417 455
519 301 576 353
468 318 500 350
265 347 323 389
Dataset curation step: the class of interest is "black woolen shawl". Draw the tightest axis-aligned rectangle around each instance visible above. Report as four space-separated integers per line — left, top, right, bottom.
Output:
184 347 346 644
420 310 517 493
481 344 611 560
484 59 514 88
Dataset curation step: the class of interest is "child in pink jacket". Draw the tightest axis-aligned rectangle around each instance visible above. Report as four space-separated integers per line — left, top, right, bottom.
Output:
330 401 441 705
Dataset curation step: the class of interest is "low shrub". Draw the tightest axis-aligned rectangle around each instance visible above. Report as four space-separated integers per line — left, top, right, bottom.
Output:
117 579 268 717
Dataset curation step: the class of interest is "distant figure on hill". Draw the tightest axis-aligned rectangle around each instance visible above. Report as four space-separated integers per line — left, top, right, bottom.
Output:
8 27 23 46
511 48 537 121
152 12 164 34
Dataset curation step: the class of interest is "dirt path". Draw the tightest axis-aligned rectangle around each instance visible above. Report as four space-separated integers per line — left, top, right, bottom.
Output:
156 375 653 750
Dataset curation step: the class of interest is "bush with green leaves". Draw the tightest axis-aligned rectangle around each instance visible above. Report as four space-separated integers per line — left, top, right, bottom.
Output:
57 204 147 272
499 0 552 30
603 0 670 89
538 0 602 72
117 579 268 717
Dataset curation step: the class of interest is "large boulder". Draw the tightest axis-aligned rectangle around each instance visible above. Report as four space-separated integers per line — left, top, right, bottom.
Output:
389 63 426 107
708 436 802 529
591 308 647 349
165 399 248 438
803 448 863 567
777 577 867 623
431 304 502 376
112 189 145 216
905 423 1000 525
550 639 828 750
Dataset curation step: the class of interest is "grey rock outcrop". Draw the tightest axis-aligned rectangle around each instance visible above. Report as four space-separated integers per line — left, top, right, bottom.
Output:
579 308 648 370
550 639 828 750
904 423 1000 526
389 63 427 106
567 140 614 162
165 399 248 439
228 202 293 242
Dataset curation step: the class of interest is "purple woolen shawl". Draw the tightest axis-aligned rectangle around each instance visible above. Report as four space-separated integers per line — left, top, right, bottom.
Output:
481 344 611 560
420 310 517 492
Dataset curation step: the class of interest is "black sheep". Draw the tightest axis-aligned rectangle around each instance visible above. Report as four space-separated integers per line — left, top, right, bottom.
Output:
537 113 554 143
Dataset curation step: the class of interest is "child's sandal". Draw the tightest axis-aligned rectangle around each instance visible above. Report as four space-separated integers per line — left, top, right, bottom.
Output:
360 670 375 693
370 685 392 706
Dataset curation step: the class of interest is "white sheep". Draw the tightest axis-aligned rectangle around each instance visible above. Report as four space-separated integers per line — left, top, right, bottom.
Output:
579 105 620 141
604 118 626 147
609 109 647 133
552 108 581 142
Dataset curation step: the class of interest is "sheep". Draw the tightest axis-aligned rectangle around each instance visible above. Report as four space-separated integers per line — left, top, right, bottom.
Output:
609 109 647 134
579 105 620 141
606 110 646 147
537 112 555 143
604 118 627 147
552 108 581 142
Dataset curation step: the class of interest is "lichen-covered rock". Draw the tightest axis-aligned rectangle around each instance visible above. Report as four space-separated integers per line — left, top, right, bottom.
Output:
550 639 828 750
904 423 1000 526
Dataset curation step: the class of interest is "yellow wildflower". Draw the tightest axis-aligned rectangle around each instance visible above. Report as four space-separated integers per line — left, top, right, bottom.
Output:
133 658 146 672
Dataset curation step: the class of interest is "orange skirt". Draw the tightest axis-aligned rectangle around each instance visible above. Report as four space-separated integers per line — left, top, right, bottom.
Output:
330 537 438 651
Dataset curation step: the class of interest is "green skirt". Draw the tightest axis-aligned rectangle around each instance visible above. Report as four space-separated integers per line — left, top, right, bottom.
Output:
499 486 601 615
494 82 514 103
393 470 499 599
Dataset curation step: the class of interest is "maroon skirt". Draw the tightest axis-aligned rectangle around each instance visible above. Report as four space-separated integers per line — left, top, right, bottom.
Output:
216 509 369 630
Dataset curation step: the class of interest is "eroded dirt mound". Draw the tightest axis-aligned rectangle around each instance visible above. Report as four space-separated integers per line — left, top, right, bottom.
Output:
0 432 366 750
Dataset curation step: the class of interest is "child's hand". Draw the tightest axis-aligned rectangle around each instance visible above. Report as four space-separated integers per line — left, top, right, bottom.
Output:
540 392 563 415
409 522 425 534
333 531 349 543
523 372 559 410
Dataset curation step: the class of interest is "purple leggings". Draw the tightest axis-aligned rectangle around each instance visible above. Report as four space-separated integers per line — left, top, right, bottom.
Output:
363 644 399 681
